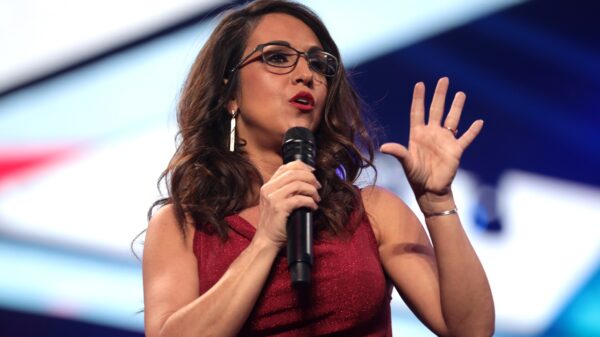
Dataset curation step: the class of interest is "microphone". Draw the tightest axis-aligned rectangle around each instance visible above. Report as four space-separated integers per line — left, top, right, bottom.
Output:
282 127 316 287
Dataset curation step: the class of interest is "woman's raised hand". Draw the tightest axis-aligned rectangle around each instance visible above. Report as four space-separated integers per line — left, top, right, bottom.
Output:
380 77 483 198
255 160 321 248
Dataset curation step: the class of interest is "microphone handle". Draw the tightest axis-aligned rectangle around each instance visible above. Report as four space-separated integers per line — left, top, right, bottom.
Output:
286 207 313 287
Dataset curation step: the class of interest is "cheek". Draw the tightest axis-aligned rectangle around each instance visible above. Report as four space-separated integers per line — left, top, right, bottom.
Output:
240 72 282 106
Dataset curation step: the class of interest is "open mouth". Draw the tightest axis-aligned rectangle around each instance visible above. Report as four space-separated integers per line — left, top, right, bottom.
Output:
290 92 315 111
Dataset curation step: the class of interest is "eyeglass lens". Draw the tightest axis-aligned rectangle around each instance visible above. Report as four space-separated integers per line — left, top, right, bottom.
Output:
261 44 337 76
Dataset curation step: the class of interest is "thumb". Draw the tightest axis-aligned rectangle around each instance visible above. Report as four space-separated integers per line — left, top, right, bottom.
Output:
380 143 411 168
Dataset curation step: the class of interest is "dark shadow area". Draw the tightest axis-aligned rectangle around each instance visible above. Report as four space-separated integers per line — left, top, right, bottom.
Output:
0 307 144 337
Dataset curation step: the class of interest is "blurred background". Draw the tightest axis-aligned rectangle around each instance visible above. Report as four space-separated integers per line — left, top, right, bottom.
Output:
0 0 599 336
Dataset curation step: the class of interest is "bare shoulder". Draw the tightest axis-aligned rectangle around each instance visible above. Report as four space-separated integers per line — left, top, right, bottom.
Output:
361 185 410 213
146 204 195 250
360 185 422 245
148 204 180 231
143 204 197 279
360 185 414 225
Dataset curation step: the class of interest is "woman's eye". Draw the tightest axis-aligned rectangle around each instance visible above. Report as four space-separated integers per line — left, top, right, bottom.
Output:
265 52 290 65
309 60 327 73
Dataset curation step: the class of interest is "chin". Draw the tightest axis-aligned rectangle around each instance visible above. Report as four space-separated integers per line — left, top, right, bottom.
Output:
284 120 319 132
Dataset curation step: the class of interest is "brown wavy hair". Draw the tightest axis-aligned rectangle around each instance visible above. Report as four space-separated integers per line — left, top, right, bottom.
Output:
150 0 377 239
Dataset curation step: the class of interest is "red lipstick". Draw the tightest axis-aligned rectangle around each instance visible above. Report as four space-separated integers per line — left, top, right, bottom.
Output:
289 91 315 111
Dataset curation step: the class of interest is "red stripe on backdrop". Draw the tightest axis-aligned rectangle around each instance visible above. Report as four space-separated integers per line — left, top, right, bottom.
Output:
0 145 82 184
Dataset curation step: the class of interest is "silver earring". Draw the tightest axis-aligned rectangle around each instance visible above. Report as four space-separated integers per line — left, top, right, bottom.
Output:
229 109 238 152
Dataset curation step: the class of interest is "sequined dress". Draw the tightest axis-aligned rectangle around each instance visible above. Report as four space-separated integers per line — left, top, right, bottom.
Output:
193 210 393 336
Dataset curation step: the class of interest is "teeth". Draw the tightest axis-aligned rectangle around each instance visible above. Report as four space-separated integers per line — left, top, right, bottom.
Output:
295 98 309 104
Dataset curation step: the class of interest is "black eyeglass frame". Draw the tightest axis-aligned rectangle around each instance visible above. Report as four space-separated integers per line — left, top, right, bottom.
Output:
229 41 339 78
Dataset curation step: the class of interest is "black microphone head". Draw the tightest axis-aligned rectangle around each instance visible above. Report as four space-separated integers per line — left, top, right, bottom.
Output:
282 127 316 166
284 127 314 144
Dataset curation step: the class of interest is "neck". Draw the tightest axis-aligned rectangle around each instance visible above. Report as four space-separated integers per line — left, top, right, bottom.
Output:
244 143 284 184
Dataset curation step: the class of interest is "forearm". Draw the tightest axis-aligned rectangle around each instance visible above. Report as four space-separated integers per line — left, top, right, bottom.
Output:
420 192 495 337
159 237 279 337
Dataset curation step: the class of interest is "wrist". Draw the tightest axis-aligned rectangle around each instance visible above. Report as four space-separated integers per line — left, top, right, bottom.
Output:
250 233 282 254
417 191 456 215
423 207 458 218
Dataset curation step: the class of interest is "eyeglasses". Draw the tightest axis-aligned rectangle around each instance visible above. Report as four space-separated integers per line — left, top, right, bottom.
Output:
229 41 339 77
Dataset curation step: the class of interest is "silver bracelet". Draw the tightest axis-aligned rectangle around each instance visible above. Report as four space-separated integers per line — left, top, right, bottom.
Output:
424 207 458 218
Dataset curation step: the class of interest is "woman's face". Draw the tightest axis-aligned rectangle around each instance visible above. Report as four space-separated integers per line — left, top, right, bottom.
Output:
230 13 328 153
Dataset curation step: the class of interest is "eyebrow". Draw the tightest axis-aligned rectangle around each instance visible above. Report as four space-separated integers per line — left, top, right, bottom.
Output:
264 40 324 52
266 40 291 47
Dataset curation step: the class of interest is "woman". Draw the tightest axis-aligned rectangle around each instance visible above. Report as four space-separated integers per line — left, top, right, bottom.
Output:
142 1 495 336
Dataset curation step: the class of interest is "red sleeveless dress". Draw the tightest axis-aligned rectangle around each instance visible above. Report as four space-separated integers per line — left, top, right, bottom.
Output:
193 210 393 336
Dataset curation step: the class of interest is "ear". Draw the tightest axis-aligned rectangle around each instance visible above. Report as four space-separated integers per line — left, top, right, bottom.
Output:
226 98 238 114
223 78 239 113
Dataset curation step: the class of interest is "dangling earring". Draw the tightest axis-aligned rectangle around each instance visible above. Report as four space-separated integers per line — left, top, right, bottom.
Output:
229 109 238 152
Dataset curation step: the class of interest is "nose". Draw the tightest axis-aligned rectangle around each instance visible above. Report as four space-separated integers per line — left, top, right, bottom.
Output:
292 56 314 87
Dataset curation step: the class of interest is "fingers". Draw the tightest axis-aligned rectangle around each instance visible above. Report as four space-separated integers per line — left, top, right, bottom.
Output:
412 78 461 129
379 143 412 168
421 78 469 136
410 82 426 127
255 161 320 247
271 181 321 210
270 161 321 190
429 77 449 124
458 119 484 149
272 159 314 176
261 160 321 210
444 91 466 131
380 143 408 158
